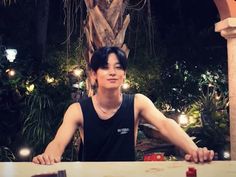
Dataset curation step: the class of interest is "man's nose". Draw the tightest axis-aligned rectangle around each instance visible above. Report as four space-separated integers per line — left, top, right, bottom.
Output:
108 67 116 75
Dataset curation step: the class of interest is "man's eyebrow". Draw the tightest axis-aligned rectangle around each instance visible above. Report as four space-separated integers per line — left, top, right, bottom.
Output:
107 62 120 65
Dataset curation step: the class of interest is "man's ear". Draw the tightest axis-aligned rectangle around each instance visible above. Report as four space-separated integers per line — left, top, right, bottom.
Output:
123 72 126 82
90 71 97 86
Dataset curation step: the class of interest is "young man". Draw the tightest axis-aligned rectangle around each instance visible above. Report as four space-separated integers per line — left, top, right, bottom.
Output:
33 46 214 164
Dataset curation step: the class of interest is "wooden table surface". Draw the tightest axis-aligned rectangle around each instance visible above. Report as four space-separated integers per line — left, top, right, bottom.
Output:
0 161 235 177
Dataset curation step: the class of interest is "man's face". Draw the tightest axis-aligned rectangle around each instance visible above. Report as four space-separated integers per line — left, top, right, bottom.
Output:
93 53 126 90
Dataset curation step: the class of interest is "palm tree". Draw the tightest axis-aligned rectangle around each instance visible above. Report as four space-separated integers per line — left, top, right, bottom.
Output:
84 0 130 60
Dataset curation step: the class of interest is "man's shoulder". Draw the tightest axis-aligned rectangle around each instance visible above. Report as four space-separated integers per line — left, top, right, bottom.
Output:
67 96 91 112
123 93 145 98
134 93 148 100
122 93 149 103
77 96 91 104
134 93 153 108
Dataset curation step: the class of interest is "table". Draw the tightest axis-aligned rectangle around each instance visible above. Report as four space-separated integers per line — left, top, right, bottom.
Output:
0 161 236 177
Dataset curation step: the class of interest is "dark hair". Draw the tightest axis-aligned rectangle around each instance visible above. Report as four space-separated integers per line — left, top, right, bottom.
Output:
89 46 127 72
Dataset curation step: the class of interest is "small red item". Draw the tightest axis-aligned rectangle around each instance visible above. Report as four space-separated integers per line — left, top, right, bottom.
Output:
143 153 165 161
186 170 195 177
188 167 197 176
186 167 197 177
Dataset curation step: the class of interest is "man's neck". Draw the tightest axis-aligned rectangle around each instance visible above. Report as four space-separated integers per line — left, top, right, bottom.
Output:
95 89 122 109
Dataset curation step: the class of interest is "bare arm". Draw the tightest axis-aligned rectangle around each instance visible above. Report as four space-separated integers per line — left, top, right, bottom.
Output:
135 94 214 163
32 103 83 165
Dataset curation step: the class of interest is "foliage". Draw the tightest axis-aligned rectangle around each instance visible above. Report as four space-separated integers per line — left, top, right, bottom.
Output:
158 60 199 110
21 74 74 155
0 48 24 156
0 146 15 162
126 61 161 102
185 83 229 158
0 41 82 161
198 69 228 95
22 92 55 153
20 48 78 157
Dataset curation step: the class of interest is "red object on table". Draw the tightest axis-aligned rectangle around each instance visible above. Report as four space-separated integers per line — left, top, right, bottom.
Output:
186 167 197 177
143 153 165 161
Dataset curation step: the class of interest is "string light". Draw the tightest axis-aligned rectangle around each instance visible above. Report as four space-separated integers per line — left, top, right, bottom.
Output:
45 75 55 83
72 83 79 89
6 68 16 77
122 82 130 90
5 49 17 62
223 151 230 159
19 147 31 157
26 84 35 92
73 68 83 77
208 83 214 87
178 113 188 126
215 95 221 100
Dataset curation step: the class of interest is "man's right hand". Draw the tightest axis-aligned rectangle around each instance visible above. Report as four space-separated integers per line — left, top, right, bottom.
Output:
32 154 61 165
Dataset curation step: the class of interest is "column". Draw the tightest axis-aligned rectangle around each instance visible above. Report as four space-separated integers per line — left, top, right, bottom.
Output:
215 18 236 160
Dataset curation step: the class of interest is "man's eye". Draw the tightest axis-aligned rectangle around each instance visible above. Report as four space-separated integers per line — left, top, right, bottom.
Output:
116 65 122 69
101 65 108 69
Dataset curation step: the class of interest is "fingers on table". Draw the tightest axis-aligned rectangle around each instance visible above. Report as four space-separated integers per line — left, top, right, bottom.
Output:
33 154 60 165
200 148 214 162
186 148 215 163
184 154 192 161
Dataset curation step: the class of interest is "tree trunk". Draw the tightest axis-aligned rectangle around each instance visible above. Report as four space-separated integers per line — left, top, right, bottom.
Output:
33 0 49 74
84 0 130 61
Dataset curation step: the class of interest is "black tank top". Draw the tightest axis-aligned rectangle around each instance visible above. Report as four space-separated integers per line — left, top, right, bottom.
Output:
79 94 135 161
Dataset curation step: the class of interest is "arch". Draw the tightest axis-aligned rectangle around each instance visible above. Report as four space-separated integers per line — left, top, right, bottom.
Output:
213 0 236 20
